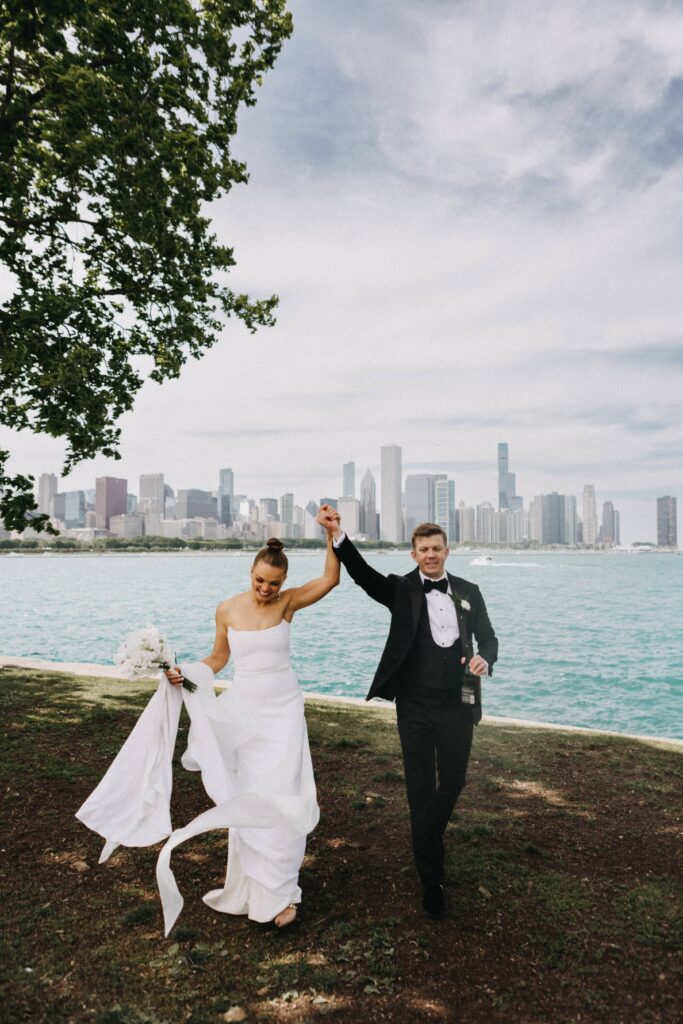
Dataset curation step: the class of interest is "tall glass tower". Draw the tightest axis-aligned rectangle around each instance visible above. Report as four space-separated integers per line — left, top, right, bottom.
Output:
342 461 355 498
380 445 403 543
218 467 234 526
360 469 377 540
95 476 127 530
139 474 165 516
498 442 518 510
657 496 677 547
582 484 598 545
405 474 438 538
37 473 58 516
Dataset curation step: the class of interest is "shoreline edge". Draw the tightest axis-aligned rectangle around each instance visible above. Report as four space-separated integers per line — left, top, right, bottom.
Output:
2 654 681 751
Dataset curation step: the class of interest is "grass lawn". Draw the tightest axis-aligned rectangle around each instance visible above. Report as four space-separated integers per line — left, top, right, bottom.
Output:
1 668 682 1024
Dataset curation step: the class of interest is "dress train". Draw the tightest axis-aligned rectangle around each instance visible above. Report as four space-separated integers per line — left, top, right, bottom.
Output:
76 621 319 934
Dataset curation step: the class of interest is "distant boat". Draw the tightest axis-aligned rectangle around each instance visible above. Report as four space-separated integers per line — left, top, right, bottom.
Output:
470 555 493 566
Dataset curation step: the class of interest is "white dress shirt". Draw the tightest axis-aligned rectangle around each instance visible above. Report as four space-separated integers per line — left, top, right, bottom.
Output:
419 571 460 647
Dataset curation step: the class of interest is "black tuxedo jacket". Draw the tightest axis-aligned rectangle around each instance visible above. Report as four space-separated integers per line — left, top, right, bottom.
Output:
333 535 498 705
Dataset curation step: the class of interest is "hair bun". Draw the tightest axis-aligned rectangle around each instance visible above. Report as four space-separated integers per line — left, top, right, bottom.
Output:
266 537 285 551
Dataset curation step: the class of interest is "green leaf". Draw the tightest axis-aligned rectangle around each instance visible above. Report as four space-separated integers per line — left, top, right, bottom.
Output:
0 0 292 532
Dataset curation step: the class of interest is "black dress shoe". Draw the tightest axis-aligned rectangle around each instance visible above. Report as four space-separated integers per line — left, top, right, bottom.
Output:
422 884 446 919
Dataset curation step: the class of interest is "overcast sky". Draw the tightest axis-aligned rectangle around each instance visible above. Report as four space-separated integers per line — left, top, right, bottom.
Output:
3 0 683 542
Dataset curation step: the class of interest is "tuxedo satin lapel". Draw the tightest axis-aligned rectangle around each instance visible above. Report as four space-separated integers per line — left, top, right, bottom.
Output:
448 574 471 657
407 568 424 629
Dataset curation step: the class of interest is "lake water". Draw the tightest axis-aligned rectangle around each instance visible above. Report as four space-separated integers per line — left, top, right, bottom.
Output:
2 549 682 740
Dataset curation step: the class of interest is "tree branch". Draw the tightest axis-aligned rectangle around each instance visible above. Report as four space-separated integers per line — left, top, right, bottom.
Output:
0 41 16 120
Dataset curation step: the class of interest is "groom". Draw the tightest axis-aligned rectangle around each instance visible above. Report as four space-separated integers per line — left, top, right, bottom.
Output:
317 507 498 919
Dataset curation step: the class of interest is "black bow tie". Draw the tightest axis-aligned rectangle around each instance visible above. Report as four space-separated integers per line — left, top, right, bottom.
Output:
423 578 448 594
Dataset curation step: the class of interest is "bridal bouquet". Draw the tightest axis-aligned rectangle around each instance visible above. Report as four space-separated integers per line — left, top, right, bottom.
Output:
114 625 197 692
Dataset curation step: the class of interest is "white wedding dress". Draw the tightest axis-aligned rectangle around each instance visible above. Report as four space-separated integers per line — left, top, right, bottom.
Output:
76 620 319 935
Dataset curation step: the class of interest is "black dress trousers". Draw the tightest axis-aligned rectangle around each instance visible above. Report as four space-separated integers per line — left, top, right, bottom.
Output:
396 689 474 888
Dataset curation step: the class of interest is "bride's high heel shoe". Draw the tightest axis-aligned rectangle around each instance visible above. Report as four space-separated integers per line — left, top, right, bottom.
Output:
273 903 298 929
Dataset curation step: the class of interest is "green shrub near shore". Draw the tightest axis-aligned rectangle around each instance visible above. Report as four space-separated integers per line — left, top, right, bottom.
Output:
2 667 682 1024
0 535 405 553
0 536 639 554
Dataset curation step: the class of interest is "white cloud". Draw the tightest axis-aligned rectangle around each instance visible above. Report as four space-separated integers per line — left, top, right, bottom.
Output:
335 0 683 203
2 0 682 542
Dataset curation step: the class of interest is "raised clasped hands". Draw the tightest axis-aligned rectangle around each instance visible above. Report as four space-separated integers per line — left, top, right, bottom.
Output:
317 504 341 536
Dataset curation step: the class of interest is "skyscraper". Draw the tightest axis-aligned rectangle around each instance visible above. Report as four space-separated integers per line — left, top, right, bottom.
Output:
506 507 526 543
342 461 355 499
657 496 677 547
139 474 165 516
337 497 361 536
65 490 86 529
304 500 323 540
51 490 86 529
176 489 216 519
52 492 67 524
37 473 58 516
259 498 279 522
528 496 543 542
380 445 403 543
601 501 619 546
360 469 377 540
433 477 454 542
457 501 475 542
494 510 510 543
498 443 519 511
291 504 304 538
582 484 598 546
405 474 442 538
95 477 127 530
476 502 496 543
280 493 294 536
564 494 578 545
448 480 458 543
218 468 234 525
541 492 576 545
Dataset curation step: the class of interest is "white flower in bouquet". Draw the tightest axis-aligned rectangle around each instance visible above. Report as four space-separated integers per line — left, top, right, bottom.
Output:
114 625 197 692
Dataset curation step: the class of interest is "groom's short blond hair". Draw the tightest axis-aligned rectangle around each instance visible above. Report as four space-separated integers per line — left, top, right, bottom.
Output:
411 523 448 549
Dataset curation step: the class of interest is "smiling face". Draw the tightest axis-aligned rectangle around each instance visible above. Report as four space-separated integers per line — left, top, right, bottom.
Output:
411 531 449 579
250 559 287 603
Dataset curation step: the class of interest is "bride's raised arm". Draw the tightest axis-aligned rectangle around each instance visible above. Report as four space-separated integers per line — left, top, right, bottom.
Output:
283 532 340 614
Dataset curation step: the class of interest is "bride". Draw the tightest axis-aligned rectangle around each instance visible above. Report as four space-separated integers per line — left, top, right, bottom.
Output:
77 535 339 933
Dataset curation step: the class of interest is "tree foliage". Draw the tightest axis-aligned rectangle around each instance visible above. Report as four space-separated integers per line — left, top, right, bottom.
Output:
0 0 292 531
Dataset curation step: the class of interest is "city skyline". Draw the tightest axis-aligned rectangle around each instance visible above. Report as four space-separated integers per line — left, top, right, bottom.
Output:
20 441 677 544
2 1 682 545
24 440 676 548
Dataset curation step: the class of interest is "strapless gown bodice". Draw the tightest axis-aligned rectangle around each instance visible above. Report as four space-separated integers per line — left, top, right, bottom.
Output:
228 620 292 678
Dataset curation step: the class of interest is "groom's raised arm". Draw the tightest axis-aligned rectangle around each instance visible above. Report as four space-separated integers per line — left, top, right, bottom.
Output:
317 506 395 609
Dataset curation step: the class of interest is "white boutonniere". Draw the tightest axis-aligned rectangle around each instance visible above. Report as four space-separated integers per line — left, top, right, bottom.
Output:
451 594 471 612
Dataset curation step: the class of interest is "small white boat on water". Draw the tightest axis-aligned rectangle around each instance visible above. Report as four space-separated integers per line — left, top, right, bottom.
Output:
470 555 493 566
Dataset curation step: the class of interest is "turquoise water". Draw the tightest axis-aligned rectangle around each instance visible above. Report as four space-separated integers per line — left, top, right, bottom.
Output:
2 550 682 739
